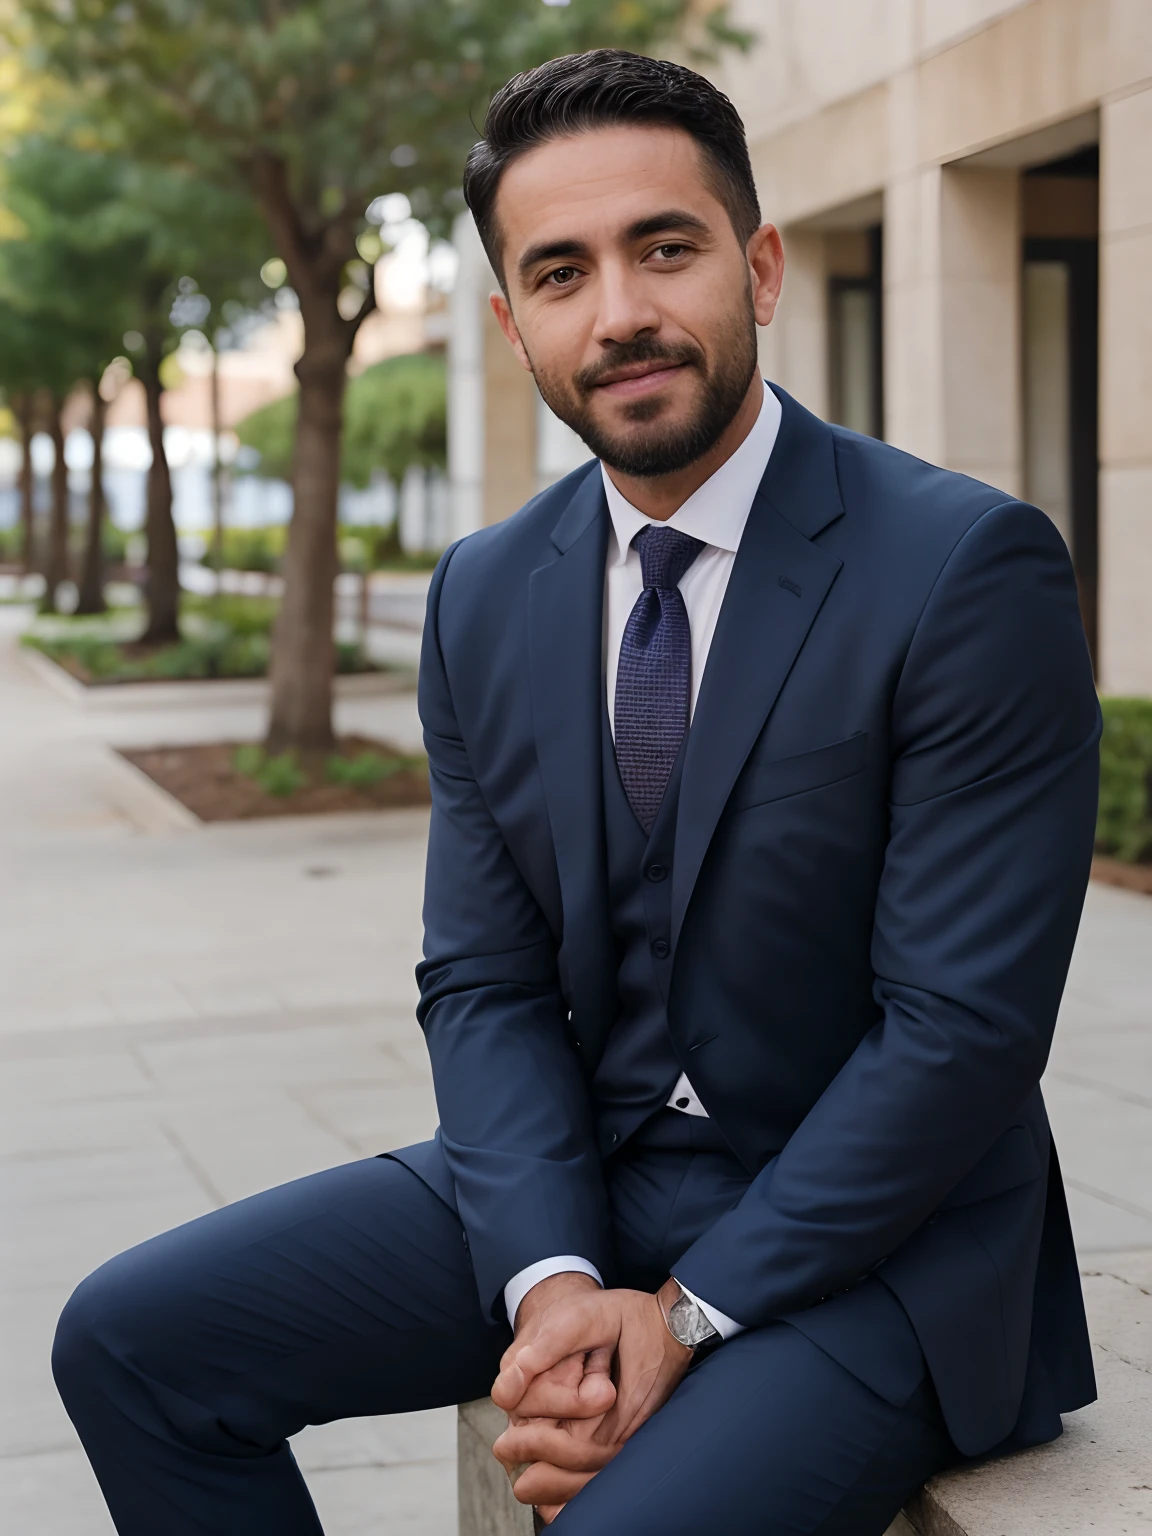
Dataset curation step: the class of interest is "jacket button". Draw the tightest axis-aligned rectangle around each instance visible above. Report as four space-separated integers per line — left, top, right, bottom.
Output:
651 938 670 959
645 862 668 882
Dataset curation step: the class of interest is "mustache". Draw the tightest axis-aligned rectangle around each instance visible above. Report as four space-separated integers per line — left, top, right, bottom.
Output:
573 337 705 394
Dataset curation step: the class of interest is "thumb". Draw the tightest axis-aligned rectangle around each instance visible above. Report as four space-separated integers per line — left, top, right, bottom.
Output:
493 1308 608 1410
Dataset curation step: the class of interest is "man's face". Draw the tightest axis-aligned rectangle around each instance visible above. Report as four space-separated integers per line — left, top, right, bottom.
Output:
489 124 781 477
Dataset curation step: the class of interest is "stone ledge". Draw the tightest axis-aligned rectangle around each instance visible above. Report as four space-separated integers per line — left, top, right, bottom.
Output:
906 1250 1152 1536
459 1397 536 1536
459 1251 1152 1535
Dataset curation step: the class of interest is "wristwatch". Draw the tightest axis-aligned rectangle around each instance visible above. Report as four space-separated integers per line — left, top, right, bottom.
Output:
659 1279 721 1353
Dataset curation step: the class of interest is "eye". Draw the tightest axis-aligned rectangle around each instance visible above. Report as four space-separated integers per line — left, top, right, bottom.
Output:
545 266 579 287
654 243 688 260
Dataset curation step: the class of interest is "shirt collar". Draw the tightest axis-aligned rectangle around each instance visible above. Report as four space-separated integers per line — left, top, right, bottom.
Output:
601 380 782 568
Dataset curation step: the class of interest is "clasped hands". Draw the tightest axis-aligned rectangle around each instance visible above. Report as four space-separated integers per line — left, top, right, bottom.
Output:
490 1272 694 1523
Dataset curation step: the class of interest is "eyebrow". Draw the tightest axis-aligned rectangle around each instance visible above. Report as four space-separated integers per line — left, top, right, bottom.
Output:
516 209 714 284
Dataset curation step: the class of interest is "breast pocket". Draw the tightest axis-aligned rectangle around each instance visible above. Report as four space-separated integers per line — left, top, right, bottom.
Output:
730 731 868 812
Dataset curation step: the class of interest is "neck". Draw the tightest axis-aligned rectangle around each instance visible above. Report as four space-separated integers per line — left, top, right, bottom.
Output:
602 375 765 521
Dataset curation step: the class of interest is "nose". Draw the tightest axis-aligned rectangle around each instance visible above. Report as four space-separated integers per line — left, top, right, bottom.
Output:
591 259 662 348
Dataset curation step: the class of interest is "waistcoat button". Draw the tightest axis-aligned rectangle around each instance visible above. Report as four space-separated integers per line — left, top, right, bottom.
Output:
645 863 668 882
652 938 670 959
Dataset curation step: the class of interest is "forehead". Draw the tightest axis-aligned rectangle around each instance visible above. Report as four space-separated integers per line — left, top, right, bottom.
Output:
494 124 725 263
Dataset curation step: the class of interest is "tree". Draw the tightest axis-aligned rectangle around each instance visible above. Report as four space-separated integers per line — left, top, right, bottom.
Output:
14 0 743 749
82 159 271 638
0 301 44 573
0 137 139 610
0 134 270 631
77 377 109 613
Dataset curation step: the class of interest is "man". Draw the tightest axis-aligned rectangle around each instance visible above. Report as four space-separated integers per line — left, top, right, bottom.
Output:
54 50 1100 1536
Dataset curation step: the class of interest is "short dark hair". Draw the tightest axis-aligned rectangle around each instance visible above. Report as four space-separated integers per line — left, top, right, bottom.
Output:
463 50 761 283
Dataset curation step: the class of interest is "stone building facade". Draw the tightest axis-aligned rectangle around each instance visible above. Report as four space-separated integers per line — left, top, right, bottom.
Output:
447 0 1152 693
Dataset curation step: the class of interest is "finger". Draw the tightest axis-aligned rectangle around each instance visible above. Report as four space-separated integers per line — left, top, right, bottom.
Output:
535 1504 566 1526
494 1310 612 1407
512 1463 596 1508
493 1349 586 1416
495 1422 615 1474
514 1368 616 1420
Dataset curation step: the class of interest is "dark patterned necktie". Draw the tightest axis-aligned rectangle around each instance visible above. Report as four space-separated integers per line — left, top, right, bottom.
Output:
614 525 705 833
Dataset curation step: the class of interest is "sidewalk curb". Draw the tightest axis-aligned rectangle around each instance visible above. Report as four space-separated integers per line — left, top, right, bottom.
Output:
105 748 202 833
19 645 417 712
18 643 88 703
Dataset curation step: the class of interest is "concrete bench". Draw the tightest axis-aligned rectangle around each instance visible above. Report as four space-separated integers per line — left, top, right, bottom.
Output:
458 1396 538 1536
459 1249 1151 1535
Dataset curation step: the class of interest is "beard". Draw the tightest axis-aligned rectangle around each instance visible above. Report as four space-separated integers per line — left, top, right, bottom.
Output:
531 291 759 478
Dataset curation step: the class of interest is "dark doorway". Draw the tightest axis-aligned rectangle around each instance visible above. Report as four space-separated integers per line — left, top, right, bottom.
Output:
828 225 883 440
1022 147 1099 665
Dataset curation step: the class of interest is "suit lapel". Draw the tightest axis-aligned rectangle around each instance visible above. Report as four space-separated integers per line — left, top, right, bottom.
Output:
528 468 615 1061
671 391 846 948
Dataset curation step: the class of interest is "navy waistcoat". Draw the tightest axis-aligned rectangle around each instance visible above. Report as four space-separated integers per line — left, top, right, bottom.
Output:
592 701 687 1157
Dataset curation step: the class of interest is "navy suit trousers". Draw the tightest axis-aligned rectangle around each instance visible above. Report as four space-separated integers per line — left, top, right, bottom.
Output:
54 1138 956 1536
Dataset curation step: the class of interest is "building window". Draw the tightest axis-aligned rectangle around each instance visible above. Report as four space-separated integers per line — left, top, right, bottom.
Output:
828 226 883 439
1023 260 1073 548
1021 142 1099 663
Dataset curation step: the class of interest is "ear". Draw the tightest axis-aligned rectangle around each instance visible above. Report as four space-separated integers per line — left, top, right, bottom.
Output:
747 223 785 328
489 291 533 373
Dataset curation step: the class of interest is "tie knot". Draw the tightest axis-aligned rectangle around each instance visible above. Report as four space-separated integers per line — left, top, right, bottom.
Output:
633 525 704 592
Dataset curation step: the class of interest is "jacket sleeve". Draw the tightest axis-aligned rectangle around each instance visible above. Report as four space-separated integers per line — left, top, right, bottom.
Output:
673 499 1101 1325
415 546 611 1320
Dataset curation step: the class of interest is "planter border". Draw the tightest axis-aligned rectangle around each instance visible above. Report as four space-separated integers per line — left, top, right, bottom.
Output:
1091 856 1152 897
20 643 415 711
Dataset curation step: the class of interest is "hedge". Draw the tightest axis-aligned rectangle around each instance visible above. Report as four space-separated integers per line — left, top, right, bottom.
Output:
1097 697 1152 864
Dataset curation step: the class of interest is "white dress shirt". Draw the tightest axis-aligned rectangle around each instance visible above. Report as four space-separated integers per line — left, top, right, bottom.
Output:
504 381 783 1339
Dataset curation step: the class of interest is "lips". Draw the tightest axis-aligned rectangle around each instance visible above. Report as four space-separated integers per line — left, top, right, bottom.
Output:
592 360 689 397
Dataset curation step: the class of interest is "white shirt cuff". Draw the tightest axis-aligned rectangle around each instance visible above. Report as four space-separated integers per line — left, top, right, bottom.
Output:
503 1256 604 1329
674 1279 746 1340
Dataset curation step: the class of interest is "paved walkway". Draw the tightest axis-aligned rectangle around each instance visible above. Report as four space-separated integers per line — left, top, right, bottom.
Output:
1 603 1150 1534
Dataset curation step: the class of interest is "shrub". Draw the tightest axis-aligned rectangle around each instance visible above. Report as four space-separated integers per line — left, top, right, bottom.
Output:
102 524 131 565
1097 697 1152 863
233 743 265 778
258 752 307 797
233 744 307 798
326 750 404 788
200 526 285 574
335 638 371 674
22 594 377 684
184 593 278 637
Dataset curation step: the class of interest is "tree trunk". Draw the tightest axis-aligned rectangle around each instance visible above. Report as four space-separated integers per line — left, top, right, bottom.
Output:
14 394 36 576
40 396 69 614
139 329 180 644
359 564 370 644
210 341 225 595
76 387 108 615
266 340 347 752
251 151 375 754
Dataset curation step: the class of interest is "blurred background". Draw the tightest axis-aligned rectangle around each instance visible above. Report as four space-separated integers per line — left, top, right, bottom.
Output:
1 3 1150 1534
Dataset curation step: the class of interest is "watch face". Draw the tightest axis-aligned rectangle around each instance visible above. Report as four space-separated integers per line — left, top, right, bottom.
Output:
669 1293 717 1348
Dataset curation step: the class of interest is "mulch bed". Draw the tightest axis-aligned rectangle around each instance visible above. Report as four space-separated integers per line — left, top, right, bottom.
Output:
121 736 430 823
1091 856 1152 897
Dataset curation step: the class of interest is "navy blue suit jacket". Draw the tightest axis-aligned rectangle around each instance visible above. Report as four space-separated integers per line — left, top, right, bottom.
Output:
398 387 1100 1456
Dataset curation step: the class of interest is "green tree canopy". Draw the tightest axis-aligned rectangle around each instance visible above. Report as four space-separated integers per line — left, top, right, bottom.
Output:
0 127 273 633
235 351 446 489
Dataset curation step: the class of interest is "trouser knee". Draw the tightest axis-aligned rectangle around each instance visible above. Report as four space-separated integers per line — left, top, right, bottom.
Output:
52 1261 132 1411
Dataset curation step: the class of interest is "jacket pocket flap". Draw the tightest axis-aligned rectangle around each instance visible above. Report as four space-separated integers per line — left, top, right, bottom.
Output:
938 1125 1043 1210
732 731 868 811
